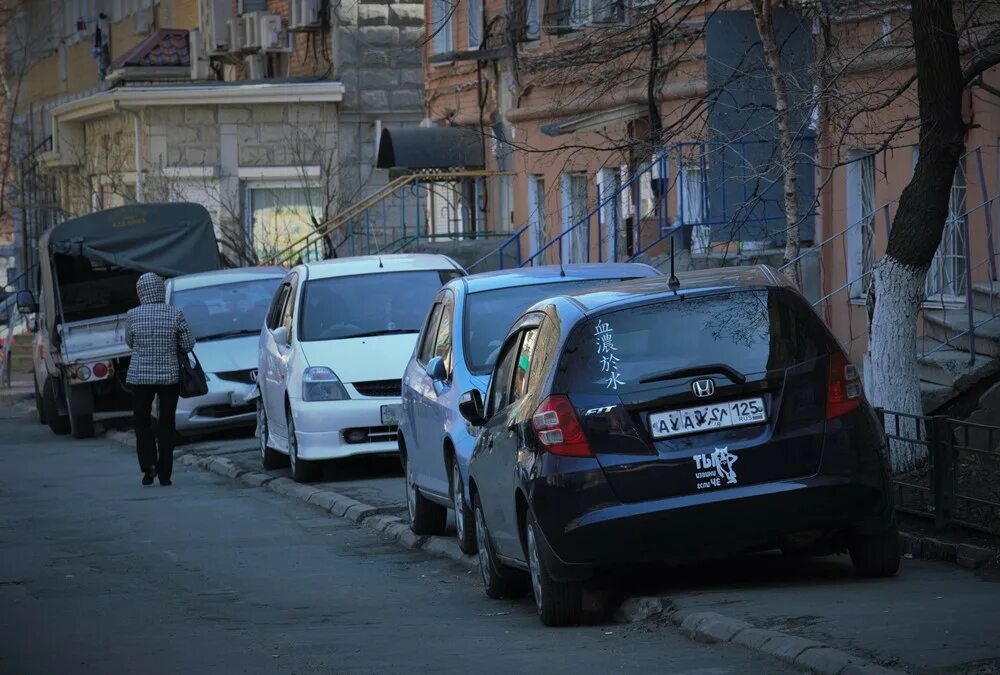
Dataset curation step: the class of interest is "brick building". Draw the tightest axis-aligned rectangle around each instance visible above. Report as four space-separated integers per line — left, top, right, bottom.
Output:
7 0 425 266
409 0 1000 410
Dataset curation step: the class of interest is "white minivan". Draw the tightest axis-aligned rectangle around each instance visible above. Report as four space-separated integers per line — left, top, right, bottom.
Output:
257 254 465 482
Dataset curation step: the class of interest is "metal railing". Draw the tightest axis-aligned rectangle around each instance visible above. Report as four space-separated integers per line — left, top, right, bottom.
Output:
267 170 507 267
779 145 1000 361
883 409 1000 534
470 139 817 273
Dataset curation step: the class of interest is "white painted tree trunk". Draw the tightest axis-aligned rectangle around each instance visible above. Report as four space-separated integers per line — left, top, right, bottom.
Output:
867 255 928 472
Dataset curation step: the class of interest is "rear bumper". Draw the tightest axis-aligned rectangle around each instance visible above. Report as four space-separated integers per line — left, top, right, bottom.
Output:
532 474 894 582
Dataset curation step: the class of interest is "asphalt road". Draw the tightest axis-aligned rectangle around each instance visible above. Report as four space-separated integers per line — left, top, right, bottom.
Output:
0 405 796 675
166 427 1000 674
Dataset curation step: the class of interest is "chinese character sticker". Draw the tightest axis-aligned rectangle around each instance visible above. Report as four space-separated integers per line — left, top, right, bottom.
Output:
594 320 626 390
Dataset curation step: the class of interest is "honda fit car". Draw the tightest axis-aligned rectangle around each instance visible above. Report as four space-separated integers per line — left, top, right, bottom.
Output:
257 254 465 482
399 264 659 554
166 267 284 435
461 266 898 626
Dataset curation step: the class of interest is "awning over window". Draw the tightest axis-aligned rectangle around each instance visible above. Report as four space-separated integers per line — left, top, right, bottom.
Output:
376 126 484 171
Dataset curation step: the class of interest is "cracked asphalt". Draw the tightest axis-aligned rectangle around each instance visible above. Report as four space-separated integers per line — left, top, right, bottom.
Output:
0 404 796 674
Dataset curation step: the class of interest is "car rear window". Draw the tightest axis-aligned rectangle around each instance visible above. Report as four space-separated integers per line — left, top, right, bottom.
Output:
555 288 836 393
463 278 641 374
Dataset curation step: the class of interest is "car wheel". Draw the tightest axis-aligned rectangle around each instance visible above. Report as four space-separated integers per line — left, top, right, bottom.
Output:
258 401 288 470
405 452 447 535
33 375 46 425
43 377 70 436
849 522 901 578
452 460 477 555
526 510 582 626
473 493 529 600
287 407 320 483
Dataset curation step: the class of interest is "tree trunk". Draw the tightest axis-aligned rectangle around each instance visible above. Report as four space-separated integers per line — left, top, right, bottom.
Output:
749 0 800 284
867 0 965 470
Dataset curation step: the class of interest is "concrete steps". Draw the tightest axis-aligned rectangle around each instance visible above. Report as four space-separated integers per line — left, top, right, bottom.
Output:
972 281 1000 314
923 308 1000 357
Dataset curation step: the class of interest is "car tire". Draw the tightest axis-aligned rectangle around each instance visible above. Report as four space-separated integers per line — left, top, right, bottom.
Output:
258 401 288 470
473 493 529 600
452 459 477 555
849 523 901 578
287 407 320 483
33 376 46 425
526 510 583 626
405 451 447 535
43 377 70 436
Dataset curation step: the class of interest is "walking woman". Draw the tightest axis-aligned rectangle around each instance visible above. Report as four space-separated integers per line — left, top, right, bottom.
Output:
126 273 195 486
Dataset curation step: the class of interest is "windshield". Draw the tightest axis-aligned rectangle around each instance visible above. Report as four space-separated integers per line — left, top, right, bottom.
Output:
172 278 282 341
464 278 640 374
299 270 460 342
555 288 837 394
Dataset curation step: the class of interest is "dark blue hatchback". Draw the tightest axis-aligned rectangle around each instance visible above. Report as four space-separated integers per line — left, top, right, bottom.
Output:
460 266 899 626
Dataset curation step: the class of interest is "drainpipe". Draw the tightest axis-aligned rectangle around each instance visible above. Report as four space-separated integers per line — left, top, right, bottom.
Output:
114 102 144 203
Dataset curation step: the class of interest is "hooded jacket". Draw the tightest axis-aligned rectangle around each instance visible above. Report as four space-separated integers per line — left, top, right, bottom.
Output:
125 273 195 386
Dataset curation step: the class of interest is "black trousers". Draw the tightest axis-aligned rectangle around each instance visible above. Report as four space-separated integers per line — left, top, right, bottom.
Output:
132 384 180 481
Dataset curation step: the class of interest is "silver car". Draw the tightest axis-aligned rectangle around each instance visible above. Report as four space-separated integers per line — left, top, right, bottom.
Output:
165 267 285 435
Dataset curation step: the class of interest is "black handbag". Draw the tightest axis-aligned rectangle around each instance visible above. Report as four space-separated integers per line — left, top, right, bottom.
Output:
178 349 209 398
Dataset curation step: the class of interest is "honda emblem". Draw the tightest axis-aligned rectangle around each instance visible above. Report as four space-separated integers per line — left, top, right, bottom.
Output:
692 379 715 398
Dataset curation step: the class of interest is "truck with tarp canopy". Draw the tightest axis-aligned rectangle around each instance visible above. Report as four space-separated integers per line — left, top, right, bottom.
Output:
23 203 221 438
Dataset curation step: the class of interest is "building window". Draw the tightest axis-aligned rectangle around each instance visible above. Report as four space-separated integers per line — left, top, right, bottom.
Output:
247 187 323 264
560 173 589 264
432 0 455 54
525 0 541 39
527 176 546 261
468 0 482 49
570 0 622 26
845 151 875 299
679 160 710 253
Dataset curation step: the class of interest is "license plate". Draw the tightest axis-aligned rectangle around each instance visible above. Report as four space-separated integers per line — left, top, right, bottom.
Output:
649 397 766 439
381 404 402 426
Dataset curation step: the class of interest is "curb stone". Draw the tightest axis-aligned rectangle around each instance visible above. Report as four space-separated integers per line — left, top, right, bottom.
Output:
898 531 995 570
664 608 906 674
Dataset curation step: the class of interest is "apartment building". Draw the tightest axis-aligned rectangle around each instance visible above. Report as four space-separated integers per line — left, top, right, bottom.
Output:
6 0 424 268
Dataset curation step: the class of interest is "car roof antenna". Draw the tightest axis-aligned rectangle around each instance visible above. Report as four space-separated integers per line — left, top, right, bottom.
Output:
668 234 681 293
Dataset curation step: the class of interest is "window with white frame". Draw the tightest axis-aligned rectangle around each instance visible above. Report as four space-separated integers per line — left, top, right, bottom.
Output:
679 160 710 253
527 176 546 260
845 151 875 299
468 0 482 49
560 172 589 264
596 168 619 262
247 186 323 263
432 0 455 54
570 0 622 26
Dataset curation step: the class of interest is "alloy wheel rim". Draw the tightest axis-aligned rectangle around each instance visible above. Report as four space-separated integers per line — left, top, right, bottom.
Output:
258 405 267 461
475 506 492 586
452 463 465 541
406 461 417 522
288 416 297 472
527 526 542 610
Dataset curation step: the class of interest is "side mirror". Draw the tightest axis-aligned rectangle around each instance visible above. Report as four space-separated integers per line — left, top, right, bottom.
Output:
425 355 448 382
272 325 290 346
458 389 487 427
16 290 38 315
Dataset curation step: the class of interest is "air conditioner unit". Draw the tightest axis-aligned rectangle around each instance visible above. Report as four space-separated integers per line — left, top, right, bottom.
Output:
245 53 265 80
200 0 231 55
290 0 322 31
227 17 245 52
242 13 261 51
258 13 285 51
189 29 213 79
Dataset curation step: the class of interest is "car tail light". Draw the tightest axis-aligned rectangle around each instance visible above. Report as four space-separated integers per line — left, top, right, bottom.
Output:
531 395 592 457
826 352 862 419
92 362 109 378
76 365 92 381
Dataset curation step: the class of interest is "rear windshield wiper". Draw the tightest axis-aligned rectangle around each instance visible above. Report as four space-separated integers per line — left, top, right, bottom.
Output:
639 363 747 385
198 329 261 342
341 328 420 339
